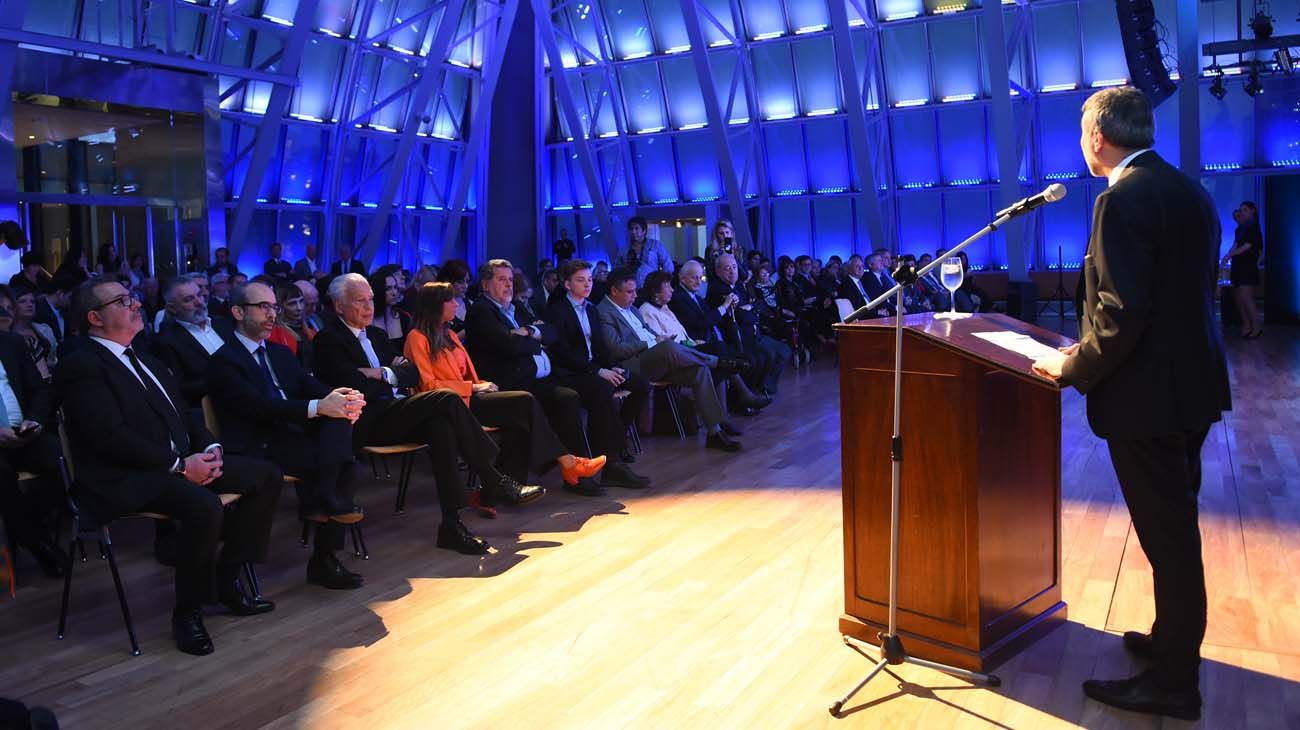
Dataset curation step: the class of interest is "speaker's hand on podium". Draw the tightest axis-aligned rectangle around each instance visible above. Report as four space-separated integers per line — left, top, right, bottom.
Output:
1032 343 1076 381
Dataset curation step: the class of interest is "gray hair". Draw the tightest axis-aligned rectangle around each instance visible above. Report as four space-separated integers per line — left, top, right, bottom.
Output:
163 274 202 303
714 253 737 273
681 259 704 277
1082 87 1154 150
477 258 513 284
328 272 367 304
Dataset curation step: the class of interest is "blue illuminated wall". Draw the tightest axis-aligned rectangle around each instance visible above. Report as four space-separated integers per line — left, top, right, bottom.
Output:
540 0 1300 273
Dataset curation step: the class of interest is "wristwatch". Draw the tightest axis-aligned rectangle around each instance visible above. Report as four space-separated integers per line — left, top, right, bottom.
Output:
170 458 185 475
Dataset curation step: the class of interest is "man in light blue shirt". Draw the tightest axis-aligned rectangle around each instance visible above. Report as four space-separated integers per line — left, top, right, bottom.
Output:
616 216 675 287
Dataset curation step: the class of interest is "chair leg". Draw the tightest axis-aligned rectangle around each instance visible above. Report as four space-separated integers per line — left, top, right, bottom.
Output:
350 524 369 560
663 388 687 439
243 562 262 600
394 453 415 514
368 454 379 479
300 520 312 547
100 531 141 656
56 535 77 640
380 456 392 479
97 540 108 561
77 538 87 563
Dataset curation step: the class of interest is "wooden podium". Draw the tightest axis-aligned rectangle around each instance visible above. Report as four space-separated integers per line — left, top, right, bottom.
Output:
834 313 1070 671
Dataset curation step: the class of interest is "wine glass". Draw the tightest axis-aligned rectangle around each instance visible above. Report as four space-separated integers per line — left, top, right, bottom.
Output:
935 256 970 320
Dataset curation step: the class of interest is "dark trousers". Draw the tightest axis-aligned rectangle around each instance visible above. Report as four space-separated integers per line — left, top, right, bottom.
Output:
134 454 282 611
527 378 586 458
0 432 62 550
1107 426 1211 690
470 391 565 482
265 417 356 555
555 371 648 458
747 334 790 393
366 389 500 522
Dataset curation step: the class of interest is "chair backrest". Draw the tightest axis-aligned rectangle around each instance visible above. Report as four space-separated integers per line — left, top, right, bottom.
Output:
835 298 855 323
57 411 75 483
200 395 221 438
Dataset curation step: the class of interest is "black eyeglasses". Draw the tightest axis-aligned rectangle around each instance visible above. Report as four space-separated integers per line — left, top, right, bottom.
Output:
92 294 135 310
242 301 282 315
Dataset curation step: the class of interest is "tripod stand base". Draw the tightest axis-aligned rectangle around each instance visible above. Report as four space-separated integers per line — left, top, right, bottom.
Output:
828 634 1001 718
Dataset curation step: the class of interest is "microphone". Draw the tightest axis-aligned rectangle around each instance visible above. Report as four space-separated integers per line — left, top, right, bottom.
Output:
996 183 1067 219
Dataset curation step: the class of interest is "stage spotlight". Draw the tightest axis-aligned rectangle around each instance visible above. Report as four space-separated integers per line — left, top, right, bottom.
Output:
1243 68 1264 97
1210 74 1227 100
1250 9 1274 39
1275 48 1295 75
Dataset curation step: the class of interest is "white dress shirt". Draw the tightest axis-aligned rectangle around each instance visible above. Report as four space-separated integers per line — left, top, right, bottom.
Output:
493 300 551 378
344 322 400 394
568 294 594 361
178 317 226 355
1107 148 1152 187
234 331 319 417
614 303 658 347
0 361 25 427
638 302 691 344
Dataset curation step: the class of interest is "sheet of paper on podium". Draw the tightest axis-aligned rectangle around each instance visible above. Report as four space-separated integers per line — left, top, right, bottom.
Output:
971 331 1063 361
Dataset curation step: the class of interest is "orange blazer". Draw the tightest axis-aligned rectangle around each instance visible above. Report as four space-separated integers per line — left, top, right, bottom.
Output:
403 328 478 405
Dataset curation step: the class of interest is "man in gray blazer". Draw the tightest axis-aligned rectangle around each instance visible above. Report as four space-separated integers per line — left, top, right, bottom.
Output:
596 268 741 452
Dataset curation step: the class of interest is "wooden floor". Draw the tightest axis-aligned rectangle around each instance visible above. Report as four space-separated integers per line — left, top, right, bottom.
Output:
2 325 1299 729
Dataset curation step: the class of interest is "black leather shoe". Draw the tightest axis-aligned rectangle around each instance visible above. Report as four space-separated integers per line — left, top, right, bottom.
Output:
619 448 637 464
1122 631 1154 660
601 463 650 489
1082 672 1201 721
437 520 491 555
719 422 743 437
716 357 752 376
172 609 214 656
564 477 607 497
307 553 364 590
26 540 68 578
738 394 772 410
493 476 546 506
217 575 276 616
706 431 743 452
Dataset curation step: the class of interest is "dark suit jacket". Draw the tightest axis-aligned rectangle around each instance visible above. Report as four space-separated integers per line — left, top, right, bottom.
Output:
669 285 725 344
838 276 869 311
293 257 319 280
152 316 235 408
542 293 614 376
263 258 292 281
312 319 419 445
704 279 756 346
0 332 52 427
1060 151 1231 440
206 340 329 458
329 259 366 277
55 339 216 525
34 298 66 342
464 297 556 391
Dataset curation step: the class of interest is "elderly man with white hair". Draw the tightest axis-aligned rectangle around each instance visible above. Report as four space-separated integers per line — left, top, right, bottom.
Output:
311 273 543 555
294 278 326 331
705 253 790 396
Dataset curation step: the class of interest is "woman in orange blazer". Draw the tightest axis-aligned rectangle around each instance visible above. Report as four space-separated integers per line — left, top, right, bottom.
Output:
405 282 605 497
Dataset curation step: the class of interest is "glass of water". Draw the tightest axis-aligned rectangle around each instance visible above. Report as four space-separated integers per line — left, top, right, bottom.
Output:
935 256 969 320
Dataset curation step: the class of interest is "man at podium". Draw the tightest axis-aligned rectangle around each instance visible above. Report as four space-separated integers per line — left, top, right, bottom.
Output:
1032 87 1231 721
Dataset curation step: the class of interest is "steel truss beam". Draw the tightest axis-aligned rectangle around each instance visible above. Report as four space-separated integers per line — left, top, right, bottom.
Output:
828 0 886 252
982 1 1028 279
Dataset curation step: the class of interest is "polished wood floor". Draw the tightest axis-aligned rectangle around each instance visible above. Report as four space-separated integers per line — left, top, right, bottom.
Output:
2 325 1298 729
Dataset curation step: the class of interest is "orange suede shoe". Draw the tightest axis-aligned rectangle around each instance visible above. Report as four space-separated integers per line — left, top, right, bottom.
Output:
560 455 608 486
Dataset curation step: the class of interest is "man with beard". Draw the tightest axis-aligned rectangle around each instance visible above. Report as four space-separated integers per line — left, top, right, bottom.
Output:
154 275 234 409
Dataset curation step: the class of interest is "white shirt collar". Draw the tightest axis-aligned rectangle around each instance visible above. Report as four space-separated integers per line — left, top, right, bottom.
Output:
177 317 212 333
234 331 266 355
344 322 366 338
90 335 130 357
1107 148 1151 187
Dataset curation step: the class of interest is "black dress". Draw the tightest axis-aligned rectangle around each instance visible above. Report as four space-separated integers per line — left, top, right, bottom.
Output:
1230 222 1262 287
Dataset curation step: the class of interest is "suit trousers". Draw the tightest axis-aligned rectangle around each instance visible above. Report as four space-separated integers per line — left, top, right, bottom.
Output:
470 391 566 482
624 342 726 430
525 379 586 458
1106 426 1211 690
554 371 649 458
750 334 790 393
264 417 357 554
134 454 282 611
366 389 501 522
0 432 62 548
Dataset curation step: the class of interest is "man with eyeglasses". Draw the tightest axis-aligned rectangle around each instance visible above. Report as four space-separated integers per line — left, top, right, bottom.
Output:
56 280 283 656
207 281 368 591
153 274 233 409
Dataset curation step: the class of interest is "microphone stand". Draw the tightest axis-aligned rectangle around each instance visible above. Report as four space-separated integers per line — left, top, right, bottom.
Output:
830 210 1014 717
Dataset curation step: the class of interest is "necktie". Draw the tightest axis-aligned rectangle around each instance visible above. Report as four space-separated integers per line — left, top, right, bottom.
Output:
357 329 382 369
124 347 190 455
256 346 285 400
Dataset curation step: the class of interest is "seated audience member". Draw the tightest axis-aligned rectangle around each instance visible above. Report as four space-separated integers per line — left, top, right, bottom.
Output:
543 260 653 487
706 254 791 396
328 244 366 277
405 282 606 494
0 288 12 333
154 275 233 408
818 256 842 302
513 272 543 324
11 288 58 380
895 253 936 313
207 281 367 590
775 259 813 357
467 260 645 492
268 282 316 370
295 279 326 331
530 268 559 317
57 280 282 655
590 260 610 304
36 270 79 343
748 263 791 339
862 252 897 309
598 268 741 452
206 247 238 279
838 254 887 317
140 277 164 330
641 271 767 414
668 262 770 413
0 328 66 579
313 274 542 554
208 272 233 320
435 260 473 334
955 251 992 312
369 265 411 351
9 251 50 293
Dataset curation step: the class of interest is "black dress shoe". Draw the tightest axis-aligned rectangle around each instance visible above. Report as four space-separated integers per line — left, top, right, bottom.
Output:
601 463 650 489
728 405 758 417
706 431 743 452
1122 631 1154 660
437 520 491 555
738 394 772 410
619 448 637 464
26 540 68 578
172 609 214 656
719 422 743 437
307 553 364 590
715 357 750 376
491 476 546 506
1082 671 1201 721
564 477 607 497
217 576 276 616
